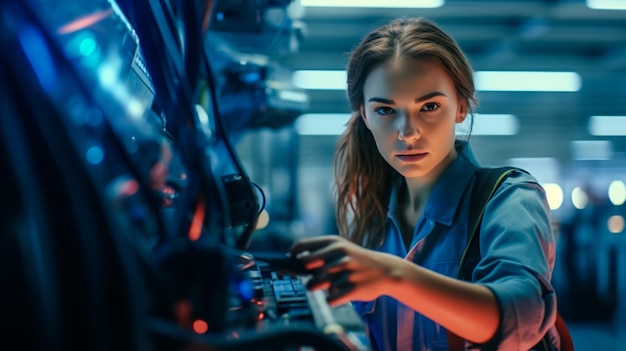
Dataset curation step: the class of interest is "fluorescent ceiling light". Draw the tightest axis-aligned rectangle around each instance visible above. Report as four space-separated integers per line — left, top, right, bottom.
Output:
571 140 612 160
474 71 581 92
292 70 346 90
295 113 351 135
456 114 519 136
296 113 518 136
293 70 582 92
278 90 309 103
586 0 626 10
301 0 444 8
588 116 626 136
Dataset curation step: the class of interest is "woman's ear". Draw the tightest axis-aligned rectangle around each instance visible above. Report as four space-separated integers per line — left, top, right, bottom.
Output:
455 101 468 123
360 105 370 129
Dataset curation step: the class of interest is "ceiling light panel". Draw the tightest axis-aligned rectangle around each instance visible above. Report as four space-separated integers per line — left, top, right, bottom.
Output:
301 0 444 8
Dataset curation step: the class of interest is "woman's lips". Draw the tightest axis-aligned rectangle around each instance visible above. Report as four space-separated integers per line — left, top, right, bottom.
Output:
396 153 427 162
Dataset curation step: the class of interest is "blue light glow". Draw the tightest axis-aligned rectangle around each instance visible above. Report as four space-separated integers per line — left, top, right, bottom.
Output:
79 37 97 56
237 279 254 301
18 25 57 93
66 32 100 66
86 146 104 165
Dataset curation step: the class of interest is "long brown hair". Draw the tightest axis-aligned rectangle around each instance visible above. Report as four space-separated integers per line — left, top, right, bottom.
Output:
334 17 477 248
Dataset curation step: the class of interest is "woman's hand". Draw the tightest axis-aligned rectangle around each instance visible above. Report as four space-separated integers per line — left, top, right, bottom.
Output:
290 235 501 344
289 235 403 307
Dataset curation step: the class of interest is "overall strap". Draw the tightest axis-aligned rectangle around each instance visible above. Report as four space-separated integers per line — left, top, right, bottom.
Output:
447 166 518 351
458 167 518 281
448 166 574 351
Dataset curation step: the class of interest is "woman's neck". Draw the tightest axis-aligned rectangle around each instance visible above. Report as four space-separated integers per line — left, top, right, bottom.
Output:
403 147 458 216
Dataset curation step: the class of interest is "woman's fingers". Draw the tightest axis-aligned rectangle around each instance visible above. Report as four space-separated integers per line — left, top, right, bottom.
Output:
326 277 383 307
306 269 353 291
326 272 359 306
294 240 351 270
326 289 352 307
311 262 389 306
308 254 349 274
289 236 389 305
288 235 340 256
304 258 325 271
306 278 331 291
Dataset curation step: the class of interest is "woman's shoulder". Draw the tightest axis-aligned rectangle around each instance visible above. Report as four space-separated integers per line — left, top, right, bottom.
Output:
476 166 549 211
478 166 541 186
475 166 547 206
501 167 540 186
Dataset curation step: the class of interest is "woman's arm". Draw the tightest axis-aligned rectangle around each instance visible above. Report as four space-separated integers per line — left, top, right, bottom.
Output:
290 172 555 348
390 256 499 344
290 236 499 344
470 173 557 350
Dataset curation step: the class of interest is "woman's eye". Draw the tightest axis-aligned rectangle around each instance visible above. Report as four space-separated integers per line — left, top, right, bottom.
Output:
422 102 439 112
374 106 394 115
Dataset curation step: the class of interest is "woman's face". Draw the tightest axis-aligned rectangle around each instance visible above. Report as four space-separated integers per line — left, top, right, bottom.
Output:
360 57 467 181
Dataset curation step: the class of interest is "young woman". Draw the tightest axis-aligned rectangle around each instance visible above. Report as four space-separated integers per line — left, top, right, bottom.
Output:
289 18 559 350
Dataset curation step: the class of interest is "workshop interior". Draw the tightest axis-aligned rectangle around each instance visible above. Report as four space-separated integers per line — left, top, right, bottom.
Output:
1 0 625 350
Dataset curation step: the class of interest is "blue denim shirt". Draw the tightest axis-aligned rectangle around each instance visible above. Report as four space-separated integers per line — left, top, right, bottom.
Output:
351 143 559 351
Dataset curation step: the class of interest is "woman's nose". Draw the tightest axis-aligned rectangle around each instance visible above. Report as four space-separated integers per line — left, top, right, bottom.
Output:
397 111 419 142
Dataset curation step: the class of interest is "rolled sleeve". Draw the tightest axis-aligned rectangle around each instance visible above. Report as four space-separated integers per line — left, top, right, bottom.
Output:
470 171 557 350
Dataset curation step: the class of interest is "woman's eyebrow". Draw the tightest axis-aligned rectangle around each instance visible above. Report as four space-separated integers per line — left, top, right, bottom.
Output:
368 97 394 104
367 91 447 104
415 91 446 102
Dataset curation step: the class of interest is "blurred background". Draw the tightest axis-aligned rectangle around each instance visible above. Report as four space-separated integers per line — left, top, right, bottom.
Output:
3 0 626 349
210 0 626 349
